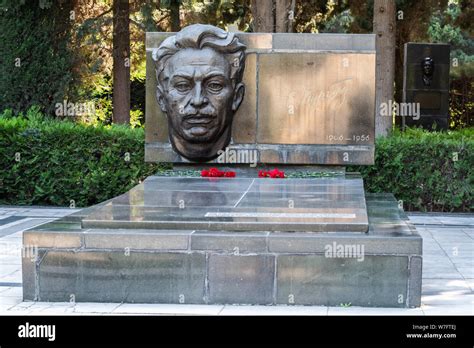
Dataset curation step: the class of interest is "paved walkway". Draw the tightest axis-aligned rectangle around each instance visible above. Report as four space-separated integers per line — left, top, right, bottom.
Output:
0 207 472 315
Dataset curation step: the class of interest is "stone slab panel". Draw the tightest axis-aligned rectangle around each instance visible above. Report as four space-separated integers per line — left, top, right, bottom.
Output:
208 254 275 304
38 251 206 303
276 255 409 307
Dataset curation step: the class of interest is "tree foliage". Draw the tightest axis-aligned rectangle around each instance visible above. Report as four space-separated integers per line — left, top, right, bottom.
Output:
427 0 473 128
0 0 77 115
0 0 471 128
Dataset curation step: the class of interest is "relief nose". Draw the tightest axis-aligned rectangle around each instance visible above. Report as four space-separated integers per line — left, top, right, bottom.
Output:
190 83 208 107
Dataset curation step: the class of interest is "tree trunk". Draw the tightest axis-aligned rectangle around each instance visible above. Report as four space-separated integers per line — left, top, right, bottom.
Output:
275 0 290 32
373 0 396 137
251 0 274 32
112 0 130 124
170 0 180 32
288 0 295 33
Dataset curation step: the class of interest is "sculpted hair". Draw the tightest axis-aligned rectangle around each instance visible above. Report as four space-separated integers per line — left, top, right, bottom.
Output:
152 24 246 85
421 57 434 71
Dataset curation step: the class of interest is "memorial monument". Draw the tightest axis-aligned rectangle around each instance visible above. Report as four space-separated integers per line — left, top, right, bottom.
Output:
22 24 422 307
403 42 450 130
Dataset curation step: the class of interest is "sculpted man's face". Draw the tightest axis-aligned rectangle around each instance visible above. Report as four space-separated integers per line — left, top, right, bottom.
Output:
423 61 434 76
158 47 244 160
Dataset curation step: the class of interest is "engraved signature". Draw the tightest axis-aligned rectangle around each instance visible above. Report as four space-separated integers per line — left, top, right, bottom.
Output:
287 78 352 112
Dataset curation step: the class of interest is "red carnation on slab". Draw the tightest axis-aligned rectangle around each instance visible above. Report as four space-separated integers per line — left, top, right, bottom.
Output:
201 168 236 178
269 169 279 178
209 167 222 177
258 168 285 179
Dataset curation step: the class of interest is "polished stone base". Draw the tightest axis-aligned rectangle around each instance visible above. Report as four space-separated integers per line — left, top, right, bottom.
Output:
81 175 369 233
22 178 422 307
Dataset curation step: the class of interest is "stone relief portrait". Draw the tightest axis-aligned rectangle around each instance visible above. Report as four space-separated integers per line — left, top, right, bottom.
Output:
152 24 246 162
421 56 435 86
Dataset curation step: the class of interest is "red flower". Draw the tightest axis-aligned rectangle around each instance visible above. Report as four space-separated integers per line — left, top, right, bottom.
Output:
208 167 221 177
258 168 285 179
201 168 236 178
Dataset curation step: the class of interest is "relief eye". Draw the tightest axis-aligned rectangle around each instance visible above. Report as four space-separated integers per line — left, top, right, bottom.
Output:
175 82 191 92
207 82 223 92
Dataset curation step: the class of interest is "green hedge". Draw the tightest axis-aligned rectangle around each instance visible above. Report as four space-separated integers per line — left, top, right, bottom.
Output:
0 112 472 211
350 128 473 212
0 110 166 207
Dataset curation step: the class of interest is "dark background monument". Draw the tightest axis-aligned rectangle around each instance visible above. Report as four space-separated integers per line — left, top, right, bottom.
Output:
403 42 451 130
22 25 422 308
